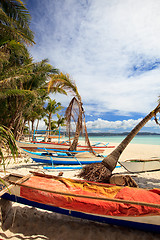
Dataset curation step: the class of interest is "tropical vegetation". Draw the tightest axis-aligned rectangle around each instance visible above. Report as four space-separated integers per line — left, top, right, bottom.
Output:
0 126 18 168
44 98 63 133
0 1 68 162
0 1 68 142
48 73 93 151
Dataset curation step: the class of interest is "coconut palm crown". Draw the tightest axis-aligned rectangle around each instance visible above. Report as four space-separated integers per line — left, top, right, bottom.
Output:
48 73 93 152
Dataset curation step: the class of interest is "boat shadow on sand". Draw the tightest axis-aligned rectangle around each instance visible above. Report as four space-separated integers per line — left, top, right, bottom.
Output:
0 205 160 240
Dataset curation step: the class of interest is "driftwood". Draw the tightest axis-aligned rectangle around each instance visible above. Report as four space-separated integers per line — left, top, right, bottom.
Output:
78 163 137 187
109 174 138 187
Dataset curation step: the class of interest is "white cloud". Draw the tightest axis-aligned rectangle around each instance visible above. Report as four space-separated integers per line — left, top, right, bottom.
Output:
28 0 160 117
86 118 159 130
32 116 160 133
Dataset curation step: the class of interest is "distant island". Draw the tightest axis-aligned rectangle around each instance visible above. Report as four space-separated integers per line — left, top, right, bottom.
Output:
87 132 160 136
36 131 160 137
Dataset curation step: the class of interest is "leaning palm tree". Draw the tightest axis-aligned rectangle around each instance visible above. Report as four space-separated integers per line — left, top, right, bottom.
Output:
79 103 160 182
48 73 93 152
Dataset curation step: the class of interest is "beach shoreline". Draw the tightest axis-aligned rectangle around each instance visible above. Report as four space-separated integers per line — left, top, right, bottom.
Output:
0 142 160 239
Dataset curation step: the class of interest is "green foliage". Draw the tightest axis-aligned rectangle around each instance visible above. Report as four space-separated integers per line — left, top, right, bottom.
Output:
0 126 18 169
0 0 35 45
0 0 69 141
44 98 63 132
0 56 60 138
48 72 81 101
57 113 66 127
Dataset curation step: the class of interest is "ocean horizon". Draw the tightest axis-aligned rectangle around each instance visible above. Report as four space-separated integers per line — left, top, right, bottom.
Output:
80 135 160 145
34 131 160 145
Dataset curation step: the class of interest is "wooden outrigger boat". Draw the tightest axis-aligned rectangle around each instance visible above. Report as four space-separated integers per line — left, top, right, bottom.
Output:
22 149 104 167
16 140 115 154
21 149 122 170
119 159 160 173
0 171 160 233
22 149 159 173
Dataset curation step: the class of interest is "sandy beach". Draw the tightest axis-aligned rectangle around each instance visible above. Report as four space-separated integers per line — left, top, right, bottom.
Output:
0 142 160 239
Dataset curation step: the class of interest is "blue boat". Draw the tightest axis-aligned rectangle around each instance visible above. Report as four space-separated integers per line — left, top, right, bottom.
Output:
22 149 104 166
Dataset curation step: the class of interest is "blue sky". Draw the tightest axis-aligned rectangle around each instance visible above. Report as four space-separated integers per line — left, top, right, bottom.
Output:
26 0 160 133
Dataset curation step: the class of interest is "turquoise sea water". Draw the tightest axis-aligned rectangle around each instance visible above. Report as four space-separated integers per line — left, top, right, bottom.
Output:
80 135 160 145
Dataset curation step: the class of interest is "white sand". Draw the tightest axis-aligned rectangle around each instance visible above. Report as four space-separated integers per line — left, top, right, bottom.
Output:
0 142 160 239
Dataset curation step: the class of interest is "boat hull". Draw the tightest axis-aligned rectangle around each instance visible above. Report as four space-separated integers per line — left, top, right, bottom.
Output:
120 160 160 173
17 141 114 153
2 193 160 233
1 172 160 233
23 150 103 165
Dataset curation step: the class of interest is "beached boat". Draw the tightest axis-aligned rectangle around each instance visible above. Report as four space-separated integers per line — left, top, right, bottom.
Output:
22 149 121 170
22 149 104 166
119 159 160 173
16 140 115 154
0 171 160 233
22 149 159 173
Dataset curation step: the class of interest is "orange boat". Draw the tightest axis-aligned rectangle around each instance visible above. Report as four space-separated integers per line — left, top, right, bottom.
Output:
1 171 160 233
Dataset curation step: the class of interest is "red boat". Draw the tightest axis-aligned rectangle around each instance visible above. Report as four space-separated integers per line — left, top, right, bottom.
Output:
17 140 115 153
1 171 160 233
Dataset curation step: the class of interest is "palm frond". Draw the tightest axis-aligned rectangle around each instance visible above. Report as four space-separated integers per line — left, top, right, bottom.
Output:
0 125 18 162
48 72 81 101
0 0 35 45
0 89 37 99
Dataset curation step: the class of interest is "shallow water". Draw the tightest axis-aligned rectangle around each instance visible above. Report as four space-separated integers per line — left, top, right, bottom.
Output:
82 135 160 145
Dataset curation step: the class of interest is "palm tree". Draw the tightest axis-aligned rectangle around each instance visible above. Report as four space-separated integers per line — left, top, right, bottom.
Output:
56 113 66 128
48 73 93 152
80 103 160 182
0 0 34 71
0 0 35 46
0 59 59 139
44 119 58 131
44 98 62 135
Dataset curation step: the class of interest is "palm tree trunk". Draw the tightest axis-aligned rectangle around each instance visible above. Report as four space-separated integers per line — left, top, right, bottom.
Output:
20 119 27 139
102 104 160 171
8 98 23 130
31 120 34 141
36 119 39 131
14 112 23 140
49 114 51 136
28 120 31 141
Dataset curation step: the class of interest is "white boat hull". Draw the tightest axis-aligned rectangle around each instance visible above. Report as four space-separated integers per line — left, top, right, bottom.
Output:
120 160 160 173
